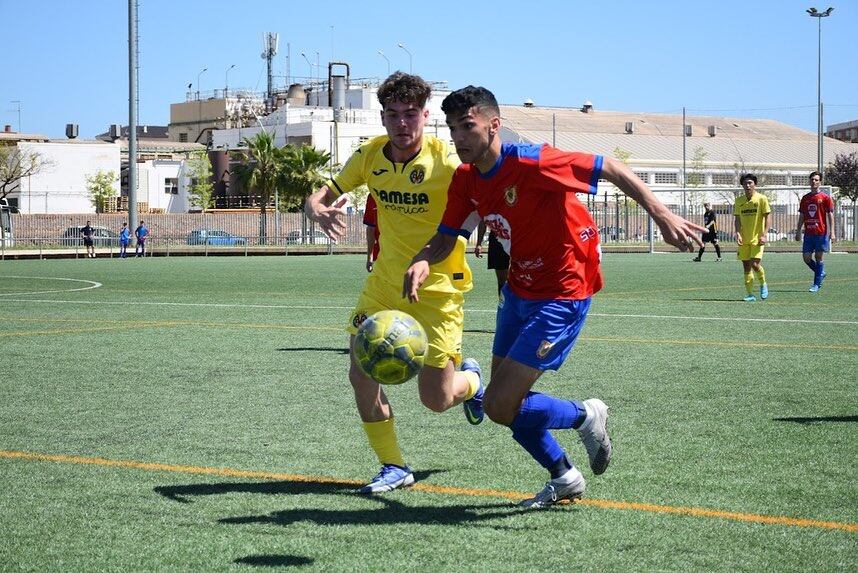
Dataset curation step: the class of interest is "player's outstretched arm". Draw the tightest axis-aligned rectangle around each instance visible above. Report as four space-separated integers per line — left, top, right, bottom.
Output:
304 186 348 241
403 232 458 302
601 157 706 251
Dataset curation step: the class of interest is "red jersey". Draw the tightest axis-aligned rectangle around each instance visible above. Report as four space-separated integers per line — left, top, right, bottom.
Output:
440 142 604 300
799 191 834 236
363 194 380 260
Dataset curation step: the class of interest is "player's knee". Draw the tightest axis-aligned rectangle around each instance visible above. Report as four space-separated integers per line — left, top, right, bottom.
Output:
348 362 375 390
418 391 452 413
483 394 516 426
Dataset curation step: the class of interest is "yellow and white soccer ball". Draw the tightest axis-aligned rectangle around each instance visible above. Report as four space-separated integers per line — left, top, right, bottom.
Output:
354 310 428 385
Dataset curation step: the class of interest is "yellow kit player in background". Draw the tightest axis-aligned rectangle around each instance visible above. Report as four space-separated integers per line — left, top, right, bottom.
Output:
304 72 483 493
734 173 771 302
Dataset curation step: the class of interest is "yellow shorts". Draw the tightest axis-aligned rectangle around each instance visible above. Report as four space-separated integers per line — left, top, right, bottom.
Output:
737 243 765 261
347 274 464 369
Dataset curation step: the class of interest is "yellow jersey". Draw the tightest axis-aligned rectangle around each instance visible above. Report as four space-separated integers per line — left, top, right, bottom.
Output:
329 135 472 295
733 193 771 246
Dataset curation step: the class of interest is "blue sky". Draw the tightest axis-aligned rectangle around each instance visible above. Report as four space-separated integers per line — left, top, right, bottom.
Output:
1 0 855 138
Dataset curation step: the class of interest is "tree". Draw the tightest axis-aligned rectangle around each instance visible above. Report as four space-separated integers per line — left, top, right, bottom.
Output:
278 144 334 212
231 131 282 244
0 146 47 201
825 152 858 202
85 170 118 213
186 151 215 211
687 146 707 187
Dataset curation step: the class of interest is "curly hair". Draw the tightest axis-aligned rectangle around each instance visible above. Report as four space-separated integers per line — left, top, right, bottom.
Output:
377 72 432 109
441 85 499 117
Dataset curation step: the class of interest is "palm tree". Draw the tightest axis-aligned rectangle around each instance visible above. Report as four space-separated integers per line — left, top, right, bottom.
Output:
231 131 282 244
278 144 334 212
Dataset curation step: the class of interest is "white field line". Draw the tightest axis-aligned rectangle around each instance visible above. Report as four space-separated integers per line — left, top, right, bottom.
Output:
1 297 856 326
0 276 102 296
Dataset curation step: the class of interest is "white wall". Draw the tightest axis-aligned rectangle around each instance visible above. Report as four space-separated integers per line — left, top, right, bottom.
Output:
12 141 120 214
137 159 188 213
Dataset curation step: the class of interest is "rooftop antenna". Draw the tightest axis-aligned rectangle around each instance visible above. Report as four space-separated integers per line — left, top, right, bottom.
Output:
261 32 279 106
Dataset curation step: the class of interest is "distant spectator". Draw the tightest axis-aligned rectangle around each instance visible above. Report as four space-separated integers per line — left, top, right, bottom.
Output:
119 222 130 258
81 220 95 258
135 221 149 257
474 220 509 298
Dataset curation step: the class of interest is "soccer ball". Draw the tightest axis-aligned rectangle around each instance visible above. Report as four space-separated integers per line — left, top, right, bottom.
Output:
354 310 428 385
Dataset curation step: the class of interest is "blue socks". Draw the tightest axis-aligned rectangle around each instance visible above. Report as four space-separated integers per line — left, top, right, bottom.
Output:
509 392 587 477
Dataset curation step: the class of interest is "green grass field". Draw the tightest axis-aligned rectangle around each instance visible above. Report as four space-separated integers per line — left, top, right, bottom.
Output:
1 253 856 572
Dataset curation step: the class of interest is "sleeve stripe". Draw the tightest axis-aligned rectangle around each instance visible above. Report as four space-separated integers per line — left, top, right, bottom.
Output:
588 155 603 195
438 223 470 239
329 179 344 197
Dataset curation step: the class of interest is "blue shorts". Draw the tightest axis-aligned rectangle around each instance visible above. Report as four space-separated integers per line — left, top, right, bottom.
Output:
492 283 592 371
802 234 830 253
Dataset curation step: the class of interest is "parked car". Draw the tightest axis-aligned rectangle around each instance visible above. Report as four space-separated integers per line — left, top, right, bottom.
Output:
187 229 247 246
284 230 333 245
766 228 790 241
60 226 120 247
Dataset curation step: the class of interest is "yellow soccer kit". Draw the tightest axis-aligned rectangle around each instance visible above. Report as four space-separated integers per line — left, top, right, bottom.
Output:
329 135 472 368
734 193 771 260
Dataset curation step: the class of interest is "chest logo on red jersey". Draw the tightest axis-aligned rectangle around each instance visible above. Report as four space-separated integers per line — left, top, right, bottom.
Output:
504 186 517 206
409 167 425 185
807 203 818 218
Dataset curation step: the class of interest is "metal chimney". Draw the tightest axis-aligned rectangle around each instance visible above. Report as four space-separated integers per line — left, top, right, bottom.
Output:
65 124 79 139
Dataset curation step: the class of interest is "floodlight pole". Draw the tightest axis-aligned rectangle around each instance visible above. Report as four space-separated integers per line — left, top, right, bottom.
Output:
128 0 138 234
397 43 412 73
377 50 390 76
807 6 833 174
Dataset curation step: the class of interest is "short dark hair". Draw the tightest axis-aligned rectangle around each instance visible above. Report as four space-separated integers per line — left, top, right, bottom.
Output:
377 72 432 109
441 85 500 117
809 171 822 181
740 173 757 184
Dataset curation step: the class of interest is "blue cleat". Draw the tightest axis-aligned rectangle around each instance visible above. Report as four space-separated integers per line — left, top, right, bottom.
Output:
357 464 414 494
809 284 820 293
743 294 756 302
460 358 484 425
760 283 768 300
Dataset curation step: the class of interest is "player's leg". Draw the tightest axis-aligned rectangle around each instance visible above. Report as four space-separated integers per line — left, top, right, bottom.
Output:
713 238 722 260
740 257 755 301
411 292 482 418
487 289 610 508
693 234 706 261
348 285 413 493
495 268 508 297
815 249 826 286
751 256 767 299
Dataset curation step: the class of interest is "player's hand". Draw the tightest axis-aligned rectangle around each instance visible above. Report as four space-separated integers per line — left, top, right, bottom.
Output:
403 261 430 303
759 235 766 245
794 231 801 241
474 244 483 258
310 195 348 241
366 259 374 273
652 210 706 252
830 233 836 243
736 234 743 246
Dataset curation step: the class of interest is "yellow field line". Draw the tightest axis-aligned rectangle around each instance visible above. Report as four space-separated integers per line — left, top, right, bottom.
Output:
1 317 854 351
1 449 855 533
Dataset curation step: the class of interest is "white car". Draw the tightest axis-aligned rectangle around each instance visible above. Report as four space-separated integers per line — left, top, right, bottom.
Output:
284 230 333 245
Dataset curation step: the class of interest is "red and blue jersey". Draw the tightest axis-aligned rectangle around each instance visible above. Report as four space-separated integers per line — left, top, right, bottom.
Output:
799 191 834 236
439 142 604 300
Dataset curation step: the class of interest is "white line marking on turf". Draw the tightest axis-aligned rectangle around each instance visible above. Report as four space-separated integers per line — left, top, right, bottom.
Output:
2 297 857 326
0 276 103 296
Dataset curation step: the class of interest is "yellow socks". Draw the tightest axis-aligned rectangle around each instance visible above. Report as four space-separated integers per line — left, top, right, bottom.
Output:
754 266 766 285
362 418 405 468
462 370 480 400
744 270 754 294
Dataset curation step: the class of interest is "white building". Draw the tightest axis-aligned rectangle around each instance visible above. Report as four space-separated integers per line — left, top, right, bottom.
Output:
9 139 120 214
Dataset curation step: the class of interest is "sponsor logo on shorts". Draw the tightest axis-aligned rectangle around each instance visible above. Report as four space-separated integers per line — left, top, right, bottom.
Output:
453 272 464 280
536 340 554 358
352 312 368 328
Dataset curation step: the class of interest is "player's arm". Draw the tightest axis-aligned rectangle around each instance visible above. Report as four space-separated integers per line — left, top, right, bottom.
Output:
365 226 376 272
474 220 486 258
759 210 770 244
734 215 743 246
827 207 836 242
601 157 706 251
794 213 805 241
403 231 459 302
304 185 348 241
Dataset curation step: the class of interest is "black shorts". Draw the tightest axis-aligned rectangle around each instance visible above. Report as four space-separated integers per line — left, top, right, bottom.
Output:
702 230 718 243
83 237 94 247
487 234 510 270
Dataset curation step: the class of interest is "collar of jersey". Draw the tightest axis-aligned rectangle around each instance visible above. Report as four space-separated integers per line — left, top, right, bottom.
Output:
382 138 423 172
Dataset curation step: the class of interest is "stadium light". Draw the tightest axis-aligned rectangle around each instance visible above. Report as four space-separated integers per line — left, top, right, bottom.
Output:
196 68 207 100
377 50 390 76
224 64 235 98
807 6 834 174
397 43 412 73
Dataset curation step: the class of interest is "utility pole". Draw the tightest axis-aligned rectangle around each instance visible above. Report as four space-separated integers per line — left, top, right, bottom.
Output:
128 0 138 233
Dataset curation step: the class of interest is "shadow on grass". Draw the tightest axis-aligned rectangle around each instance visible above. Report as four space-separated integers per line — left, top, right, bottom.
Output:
773 415 858 424
234 554 313 568
276 347 350 354
464 328 495 334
